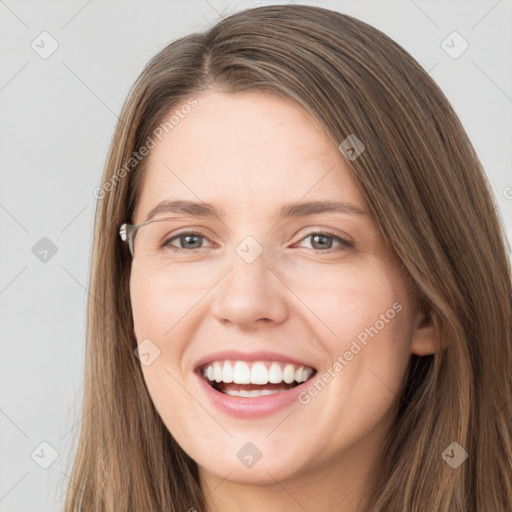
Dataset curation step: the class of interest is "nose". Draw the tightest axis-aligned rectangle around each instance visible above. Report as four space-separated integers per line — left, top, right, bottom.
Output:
210 248 289 329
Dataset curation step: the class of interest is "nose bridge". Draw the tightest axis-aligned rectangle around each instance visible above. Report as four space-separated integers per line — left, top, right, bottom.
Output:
211 238 288 327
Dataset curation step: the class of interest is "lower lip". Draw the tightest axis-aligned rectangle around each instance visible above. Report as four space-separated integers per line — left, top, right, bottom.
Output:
195 372 313 418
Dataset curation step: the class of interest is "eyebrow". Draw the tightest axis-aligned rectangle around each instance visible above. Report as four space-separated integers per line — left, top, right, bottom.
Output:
144 199 367 223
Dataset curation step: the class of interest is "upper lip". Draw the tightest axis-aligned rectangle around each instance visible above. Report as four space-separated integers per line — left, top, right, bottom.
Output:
193 350 317 372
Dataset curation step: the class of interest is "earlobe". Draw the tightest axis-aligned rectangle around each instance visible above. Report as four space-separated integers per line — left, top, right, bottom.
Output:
410 309 440 356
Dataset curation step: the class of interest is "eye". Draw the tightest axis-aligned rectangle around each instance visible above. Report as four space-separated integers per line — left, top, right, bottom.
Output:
295 231 354 252
164 231 212 251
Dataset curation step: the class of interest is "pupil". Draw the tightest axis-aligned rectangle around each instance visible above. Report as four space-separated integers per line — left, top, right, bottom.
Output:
182 234 201 249
312 234 331 250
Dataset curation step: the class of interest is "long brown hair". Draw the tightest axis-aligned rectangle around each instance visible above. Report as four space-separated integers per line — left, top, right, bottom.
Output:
62 4 512 511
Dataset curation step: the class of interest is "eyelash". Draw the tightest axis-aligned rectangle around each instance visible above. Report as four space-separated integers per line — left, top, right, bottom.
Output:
163 230 354 254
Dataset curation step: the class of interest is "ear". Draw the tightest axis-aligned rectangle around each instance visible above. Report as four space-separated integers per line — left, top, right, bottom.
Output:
410 304 439 356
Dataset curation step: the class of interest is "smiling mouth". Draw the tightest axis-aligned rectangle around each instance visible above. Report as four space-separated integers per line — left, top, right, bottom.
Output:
198 360 317 397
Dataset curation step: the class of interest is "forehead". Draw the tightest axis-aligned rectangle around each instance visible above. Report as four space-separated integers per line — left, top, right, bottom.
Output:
133 90 369 223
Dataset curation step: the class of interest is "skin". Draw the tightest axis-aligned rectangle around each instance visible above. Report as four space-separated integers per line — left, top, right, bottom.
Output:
129 90 438 512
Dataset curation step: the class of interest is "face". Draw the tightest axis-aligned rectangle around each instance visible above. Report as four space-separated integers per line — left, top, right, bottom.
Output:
129 90 436 490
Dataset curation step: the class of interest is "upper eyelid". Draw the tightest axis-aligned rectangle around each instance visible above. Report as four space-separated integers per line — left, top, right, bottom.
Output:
294 232 353 248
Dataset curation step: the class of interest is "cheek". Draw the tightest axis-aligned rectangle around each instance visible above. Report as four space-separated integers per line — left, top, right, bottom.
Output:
331 267 413 380
295 262 414 420
130 270 159 340
289 258 408 340
130 269 205 419
130 268 194 343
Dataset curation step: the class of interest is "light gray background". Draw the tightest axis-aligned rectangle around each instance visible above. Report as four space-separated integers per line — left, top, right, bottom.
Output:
1 0 511 510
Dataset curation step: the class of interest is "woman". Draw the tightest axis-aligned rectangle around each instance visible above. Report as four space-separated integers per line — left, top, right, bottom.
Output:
64 4 512 511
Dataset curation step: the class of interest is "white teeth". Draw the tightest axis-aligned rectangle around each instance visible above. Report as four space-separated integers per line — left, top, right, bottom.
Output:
282 364 295 384
222 361 234 383
225 389 280 397
251 362 269 385
295 366 309 383
213 361 223 382
233 361 251 384
201 360 314 386
268 362 282 383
